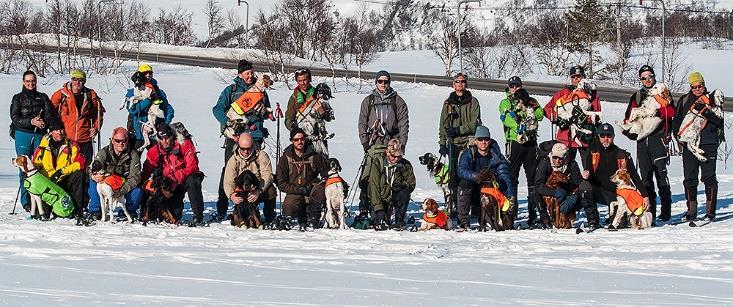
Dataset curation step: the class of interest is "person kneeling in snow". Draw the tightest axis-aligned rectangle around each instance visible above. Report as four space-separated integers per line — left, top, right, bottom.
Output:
86 127 143 221
365 139 416 230
534 142 582 229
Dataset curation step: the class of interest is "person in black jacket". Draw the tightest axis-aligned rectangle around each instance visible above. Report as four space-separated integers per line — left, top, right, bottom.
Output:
670 72 725 222
10 70 53 212
534 142 582 228
580 123 649 229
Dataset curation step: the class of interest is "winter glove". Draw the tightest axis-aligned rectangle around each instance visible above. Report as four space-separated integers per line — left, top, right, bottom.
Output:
439 145 449 156
49 171 62 182
508 111 517 118
296 185 312 196
517 123 526 135
553 189 567 202
446 127 459 138
500 114 506 122
560 194 579 214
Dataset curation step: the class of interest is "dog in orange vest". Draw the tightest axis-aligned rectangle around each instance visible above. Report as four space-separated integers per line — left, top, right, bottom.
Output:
420 198 452 231
609 169 653 230
322 158 347 229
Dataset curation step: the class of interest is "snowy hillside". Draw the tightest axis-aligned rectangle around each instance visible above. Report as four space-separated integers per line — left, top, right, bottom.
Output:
1 62 733 305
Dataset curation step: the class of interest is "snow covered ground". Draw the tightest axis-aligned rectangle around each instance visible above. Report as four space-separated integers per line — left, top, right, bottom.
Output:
1 62 733 305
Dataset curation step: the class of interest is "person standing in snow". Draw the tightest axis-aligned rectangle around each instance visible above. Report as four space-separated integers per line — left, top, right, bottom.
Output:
284 68 334 157
543 65 600 166
356 70 410 216
125 64 175 150
619 65 675 222
438 72 481 216
499 76 544 227
212 59 271 221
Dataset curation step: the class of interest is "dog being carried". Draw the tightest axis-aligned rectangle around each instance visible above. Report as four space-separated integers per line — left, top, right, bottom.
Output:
617 83 672 140
296 83 335 157
676 89 724 162
223 74 273 140
554 79 603 147
124 71 167 151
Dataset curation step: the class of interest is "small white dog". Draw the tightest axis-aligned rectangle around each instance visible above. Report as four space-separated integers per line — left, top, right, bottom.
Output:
90 161 132 223
609 169 652 230
617 83 670 140
322 158 347 229
11 155 46 220
677 89 724 161
555 79 603 146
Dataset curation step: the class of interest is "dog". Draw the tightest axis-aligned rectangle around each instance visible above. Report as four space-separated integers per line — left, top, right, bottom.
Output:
419 198 452 230
223 74 273 140
124 71 166 151
609 169 653 230
231 170 264 229
543 171 575 229
90 161 132 223
11 155 48 220
322 158 347 229
477 169 513 231
677 89 724 162
617 83 670 140
298 82 335 157
555 79 603 147
141 167 178 226
418 153 451 206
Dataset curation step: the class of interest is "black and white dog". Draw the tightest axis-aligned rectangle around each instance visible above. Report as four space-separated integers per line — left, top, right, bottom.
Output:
322 158 347 229
418 153 451 205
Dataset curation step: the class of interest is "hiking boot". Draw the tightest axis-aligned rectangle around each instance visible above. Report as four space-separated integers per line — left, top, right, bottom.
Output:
373 222 389 231
684 187 698 220
705 184 717 220
389 222 406 230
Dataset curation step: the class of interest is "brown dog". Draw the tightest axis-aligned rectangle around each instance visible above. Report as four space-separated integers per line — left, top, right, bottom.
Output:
477 169 513 231
419 198 452 230
141 169 178 226
543 171 575 229
231 170 263 229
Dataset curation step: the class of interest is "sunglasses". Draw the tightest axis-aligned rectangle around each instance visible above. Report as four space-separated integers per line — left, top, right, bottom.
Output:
509 84 522 89
476 137 490 142
639 75 655 81
23 79 37 83
454 80 467 84
376 79 390 85
71 77 85 82
112 138 127 144
292 137 305 142
691 84 704 90
570 74 583 79
239 146 253 152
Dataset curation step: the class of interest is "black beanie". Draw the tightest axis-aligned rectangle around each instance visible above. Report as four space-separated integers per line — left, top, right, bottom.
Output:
638 65 655 77
290 127 306 140
375 70 391 82
238 59 253 73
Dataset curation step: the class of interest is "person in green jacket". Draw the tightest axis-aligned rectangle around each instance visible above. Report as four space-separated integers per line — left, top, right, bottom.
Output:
499 76 545 227
366 139 416 230
438 73 481 215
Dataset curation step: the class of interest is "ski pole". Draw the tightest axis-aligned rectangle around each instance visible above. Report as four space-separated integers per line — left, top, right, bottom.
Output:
275 102 283 207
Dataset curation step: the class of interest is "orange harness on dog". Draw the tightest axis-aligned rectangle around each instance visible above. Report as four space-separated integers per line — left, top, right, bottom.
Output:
324 176 343 187
617 188 644 216
103 174 125 191
423 210 448 228
555 90 590 107
677 95 712 137
480 187 510 212
230 91 265 115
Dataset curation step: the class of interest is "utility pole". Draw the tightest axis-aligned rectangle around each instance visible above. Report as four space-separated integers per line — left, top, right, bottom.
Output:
641 0 666 83
237 0 249 48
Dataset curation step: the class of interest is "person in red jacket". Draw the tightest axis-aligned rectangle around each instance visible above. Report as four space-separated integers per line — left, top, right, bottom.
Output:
543 65 601 166
141 124 205 225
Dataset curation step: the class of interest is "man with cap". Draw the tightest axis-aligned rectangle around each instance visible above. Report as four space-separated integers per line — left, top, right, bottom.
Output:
620 65 676 222
580 123 649 230
534 143 583 228
284 68 334 156
456 126 514 230
356 70 410 216
671 72 725 222
543 65 601 165
365 139 416 230
32 118 87 218
125 64 175 150
141 123 205 225
86 127 143 220
438 72 481 216
50 68 105 168
11 70 53 212
275 128 329 230
212 59 272 221
499 75 545 227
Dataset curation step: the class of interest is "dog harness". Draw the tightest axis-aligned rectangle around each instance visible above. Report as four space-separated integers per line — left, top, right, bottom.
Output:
23 172 75 217
230 91 266 116
677 95 712 138
480 186 510 212
617 188 644 216
433 164 450 185
324 176 343 187
423 210 448 228
103 174 125 191
555 89 590 107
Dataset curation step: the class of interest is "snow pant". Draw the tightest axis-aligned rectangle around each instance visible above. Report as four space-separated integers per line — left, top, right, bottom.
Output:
446 142 467 215
77 141 94 169
282 184 326 225
14 129 43 211
261 196 277 224
456 179 481 227
567 147 590 169
374 189 411 226
578 180 616 227
637 132 672 220
216 138 237 218
506 140 538 224
682 143 719 220
87 180 143 215
170 173 205 221
56 170 88 217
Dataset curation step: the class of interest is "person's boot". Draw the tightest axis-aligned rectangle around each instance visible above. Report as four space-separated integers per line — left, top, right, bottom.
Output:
658 185 672 221
684 186 698 221
373 210 388 231
705 183 718 221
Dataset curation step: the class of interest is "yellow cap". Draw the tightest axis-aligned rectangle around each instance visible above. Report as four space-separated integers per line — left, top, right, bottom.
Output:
70 69 86 80
688 71 704 85
137 64 153 73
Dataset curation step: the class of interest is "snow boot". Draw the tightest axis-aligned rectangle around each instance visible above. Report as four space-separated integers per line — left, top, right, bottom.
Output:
373 210 388 231
684 186 698 221
658 185 672 221
705 184 717 220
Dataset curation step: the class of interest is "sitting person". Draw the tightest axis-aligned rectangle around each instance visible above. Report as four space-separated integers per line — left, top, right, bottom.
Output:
86 127 143 220
456 126 514 230
32 119 87 218
366 139 416 230
141 124 205 226
534 142 582 228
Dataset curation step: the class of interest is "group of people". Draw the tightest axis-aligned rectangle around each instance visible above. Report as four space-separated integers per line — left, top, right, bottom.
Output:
9 59 725 231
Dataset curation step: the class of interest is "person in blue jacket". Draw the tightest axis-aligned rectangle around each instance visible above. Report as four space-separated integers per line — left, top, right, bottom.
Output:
456 126 515 229
124 64 174 150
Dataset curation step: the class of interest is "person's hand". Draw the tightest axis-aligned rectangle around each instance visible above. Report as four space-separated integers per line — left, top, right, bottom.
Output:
91 173 105 183
582 170 590 180
439 145 448 156
229 192 244 205
643 197 650 211
297 185 311 196
508 111 516 118
247 190 260 203
31 116 45 129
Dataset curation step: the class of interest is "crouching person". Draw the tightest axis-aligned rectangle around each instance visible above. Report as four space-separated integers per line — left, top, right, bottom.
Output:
366 139 416 230
86 127 142 221
32 119 86 219
276 128 329 230
534 143 582 229
456 126 514 230
141 124 205 226
223 133 277 228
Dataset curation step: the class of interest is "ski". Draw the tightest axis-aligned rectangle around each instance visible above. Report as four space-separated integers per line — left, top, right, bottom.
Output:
689 220 712 227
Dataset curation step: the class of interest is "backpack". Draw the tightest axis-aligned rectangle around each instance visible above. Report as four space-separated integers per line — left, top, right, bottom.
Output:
367 94 399 136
